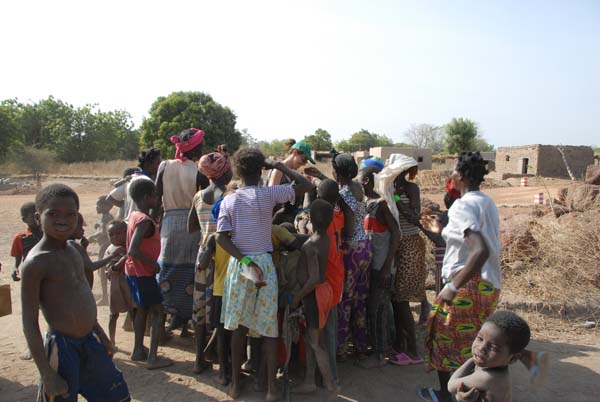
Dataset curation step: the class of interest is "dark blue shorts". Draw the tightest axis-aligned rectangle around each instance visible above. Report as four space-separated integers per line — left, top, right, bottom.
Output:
37 331 130 402
126 275 163 309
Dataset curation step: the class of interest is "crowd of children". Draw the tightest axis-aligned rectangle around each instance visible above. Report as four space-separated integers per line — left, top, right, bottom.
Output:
12 128 549 402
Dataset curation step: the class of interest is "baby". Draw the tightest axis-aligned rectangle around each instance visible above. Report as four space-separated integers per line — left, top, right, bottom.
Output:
448 311 531 402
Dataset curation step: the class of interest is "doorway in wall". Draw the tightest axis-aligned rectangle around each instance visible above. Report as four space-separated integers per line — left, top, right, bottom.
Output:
519 158 529 174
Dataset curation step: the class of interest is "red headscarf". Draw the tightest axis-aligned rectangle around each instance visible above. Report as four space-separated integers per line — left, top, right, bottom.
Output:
198 151 230 180
445 178 462 200
170 128 205 161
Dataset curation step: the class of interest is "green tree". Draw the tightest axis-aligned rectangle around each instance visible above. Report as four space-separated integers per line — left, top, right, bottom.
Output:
445 118 479 154
258 139 288 158
140 91 241 158
473 136 494 152
335 129 393 153
303 128 333 151
0 102 21 162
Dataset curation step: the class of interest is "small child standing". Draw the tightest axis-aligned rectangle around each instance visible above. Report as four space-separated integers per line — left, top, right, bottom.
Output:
447 311 531 402
104 220 135 347
126 179 172 369
292 199 337 399
88 196 114 305
21 184 130 402
10 201 42 281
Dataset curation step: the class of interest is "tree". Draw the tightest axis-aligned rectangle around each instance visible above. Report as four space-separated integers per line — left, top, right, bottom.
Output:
404 124 445 153
140 91 242 158
258 139 288 158
445 118 479 154
0 102 20 162
240 128 258 148
335 129 393 153
473 136 494 152
304 128 333 151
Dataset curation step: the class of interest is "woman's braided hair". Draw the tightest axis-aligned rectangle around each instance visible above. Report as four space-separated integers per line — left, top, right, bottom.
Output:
456 151 489 186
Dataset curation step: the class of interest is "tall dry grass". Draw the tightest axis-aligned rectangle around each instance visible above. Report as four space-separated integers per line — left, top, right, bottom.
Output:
1 160 137 178
502 210 600 316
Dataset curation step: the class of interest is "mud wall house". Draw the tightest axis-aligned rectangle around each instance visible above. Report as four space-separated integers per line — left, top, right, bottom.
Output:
495 145 594 179
369 147 433 170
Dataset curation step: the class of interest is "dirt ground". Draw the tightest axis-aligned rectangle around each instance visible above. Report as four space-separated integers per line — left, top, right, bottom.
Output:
1 178 599 401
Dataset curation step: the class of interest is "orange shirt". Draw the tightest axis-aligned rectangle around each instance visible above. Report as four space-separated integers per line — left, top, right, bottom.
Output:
326 210 345 304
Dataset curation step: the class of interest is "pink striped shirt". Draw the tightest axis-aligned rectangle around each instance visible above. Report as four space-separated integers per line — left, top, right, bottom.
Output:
217 185 295 254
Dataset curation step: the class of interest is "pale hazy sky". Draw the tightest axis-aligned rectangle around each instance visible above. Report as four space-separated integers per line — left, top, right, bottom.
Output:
1 0 598 147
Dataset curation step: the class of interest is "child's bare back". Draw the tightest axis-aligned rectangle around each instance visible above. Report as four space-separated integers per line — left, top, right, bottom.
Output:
23 241 97 338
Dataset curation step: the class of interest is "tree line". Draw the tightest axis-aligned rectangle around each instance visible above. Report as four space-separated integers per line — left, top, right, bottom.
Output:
0 91 494 171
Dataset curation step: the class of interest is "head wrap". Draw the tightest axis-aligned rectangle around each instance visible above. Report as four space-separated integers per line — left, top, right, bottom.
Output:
445 178 461 200
198 151 230 180
359 156 385 173
170 128 205 161
374 153 419 226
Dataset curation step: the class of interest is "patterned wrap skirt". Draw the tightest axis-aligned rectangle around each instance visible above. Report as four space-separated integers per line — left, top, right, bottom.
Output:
221 253 279 338
393 233 427 303
424 273 500 372
192 246 214 326
158 209 202 320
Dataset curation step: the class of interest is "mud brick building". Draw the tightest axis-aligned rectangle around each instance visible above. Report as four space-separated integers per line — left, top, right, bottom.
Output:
368 147 432 170
495 145 594 179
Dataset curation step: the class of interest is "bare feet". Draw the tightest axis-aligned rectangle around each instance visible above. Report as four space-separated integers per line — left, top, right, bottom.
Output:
293 383 317 394
357 355 387 369
146 356 174 370
19 349 32 360
228 382 242 399
266 390 281 402
192 361 210 374
130 348 147 361
213 373 229 386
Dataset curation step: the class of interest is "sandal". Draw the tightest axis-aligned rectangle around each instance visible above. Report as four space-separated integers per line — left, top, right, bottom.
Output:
388 352 424 365
416 387 439 402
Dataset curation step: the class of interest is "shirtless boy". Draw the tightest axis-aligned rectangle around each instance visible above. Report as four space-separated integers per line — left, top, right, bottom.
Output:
21 184 130 402
448 311 531 402
292 199 337 399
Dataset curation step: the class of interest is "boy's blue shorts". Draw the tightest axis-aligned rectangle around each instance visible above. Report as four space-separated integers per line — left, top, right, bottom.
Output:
37 331 130 402
126 275 163 309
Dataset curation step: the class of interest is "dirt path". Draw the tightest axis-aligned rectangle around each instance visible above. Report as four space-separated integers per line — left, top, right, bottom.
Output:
1 180 599 401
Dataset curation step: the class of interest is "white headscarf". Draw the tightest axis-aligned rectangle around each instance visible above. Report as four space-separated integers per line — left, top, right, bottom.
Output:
374 153 418 225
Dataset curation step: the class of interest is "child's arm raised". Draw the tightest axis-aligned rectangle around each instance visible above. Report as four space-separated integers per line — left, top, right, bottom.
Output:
21 259 69 399
128 220 161 274
265 159 315 197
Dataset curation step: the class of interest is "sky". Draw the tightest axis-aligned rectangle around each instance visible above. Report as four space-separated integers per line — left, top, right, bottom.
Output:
1 0 598 147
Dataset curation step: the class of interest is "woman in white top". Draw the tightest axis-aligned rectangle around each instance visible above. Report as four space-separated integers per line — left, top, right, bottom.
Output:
155 128 209 336
418 152 501 402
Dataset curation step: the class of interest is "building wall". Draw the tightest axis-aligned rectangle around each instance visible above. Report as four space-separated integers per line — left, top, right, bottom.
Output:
495 145 540 175
369 147 432 170
495 145 594 179
536 145 594 179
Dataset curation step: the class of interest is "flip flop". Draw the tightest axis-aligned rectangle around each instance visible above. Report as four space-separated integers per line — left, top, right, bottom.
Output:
389 352 424 365
416 387 439 402
388 352 412 366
